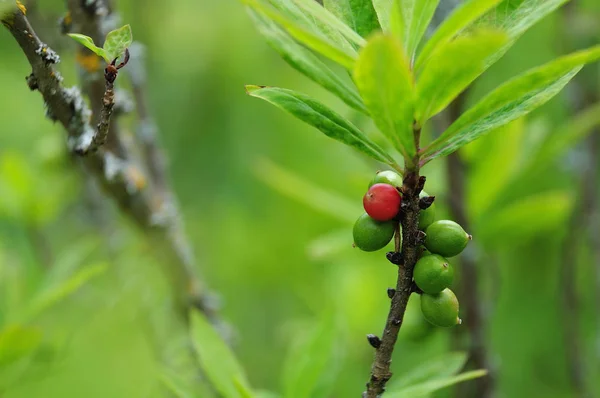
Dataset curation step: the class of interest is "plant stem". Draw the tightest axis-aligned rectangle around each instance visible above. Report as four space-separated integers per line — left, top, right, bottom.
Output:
364 148 422 397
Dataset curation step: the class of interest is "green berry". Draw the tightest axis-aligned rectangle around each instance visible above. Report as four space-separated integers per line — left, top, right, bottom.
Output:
413 254 454 294
419 191 436 230
353 213 395 252
369 170 403 188
425 220 471 257
420 288 461 327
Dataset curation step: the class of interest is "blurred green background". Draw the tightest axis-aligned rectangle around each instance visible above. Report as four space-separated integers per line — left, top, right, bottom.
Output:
1 0 600 397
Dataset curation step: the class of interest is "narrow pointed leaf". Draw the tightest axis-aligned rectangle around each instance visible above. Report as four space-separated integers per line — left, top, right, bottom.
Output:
416 30 508 122
421 46 600 164
268 0 356 55
387 370 488 397
67 33 108 61
393 0 441 60
249 10 367 114
190 310 252 398
103 24 133 61
414 0 502 71
254 159 358 223
372 0 393 31
246 86 395 164
477 0 570 67
354 35 416 164
323 0 380 37
292 0 366 46
388 352 468 390
244 0 357 69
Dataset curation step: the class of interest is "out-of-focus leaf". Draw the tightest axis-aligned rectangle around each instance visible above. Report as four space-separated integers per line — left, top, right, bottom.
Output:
387 370 488 397
466 120 524 218
0 152 35 220
0 325 42 369
67 33 108 61
388 352 468 390
246 86 395 164
103 24 132 61
527 102 600 172
421 46 600 164
291 0 365 46
416 30 508 122
414 0 502 71
248 10 367 114
476 0 570 67
190 310 252 398
307 229 352 260
253 158 358 223
354 35 416 165
281 316 339 398
243 0 357 69
477 191 573 243
160 369 204 398
392 0 440 60
323 0 380 37
26 263 108 321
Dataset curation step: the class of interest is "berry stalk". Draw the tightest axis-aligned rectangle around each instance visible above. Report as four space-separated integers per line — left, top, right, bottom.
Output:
364 168 422 397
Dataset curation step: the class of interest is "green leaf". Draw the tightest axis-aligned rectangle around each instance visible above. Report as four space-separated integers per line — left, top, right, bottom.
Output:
477 0 570 67
323 0 380 37
354 34 416 165
244 0 357 69
103 24 133 61
291 0 366 47
387 370 488 397
528 102 600 172
190 310 252 398
253 158 358 223
25 263 107 321
372 0 393 31
67 33 108 61
388 352 468 390
268 0 356 55
477 191 573 243
393 0 440 60
281 316 339 398
248 10 367 114
421 46 600 164
414 0 502 71
416 30 508 122
246 86 395 164
160 369 209 398
0 325 42 369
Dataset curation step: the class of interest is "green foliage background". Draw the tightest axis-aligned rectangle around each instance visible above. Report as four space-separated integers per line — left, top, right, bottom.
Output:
0 0 599 397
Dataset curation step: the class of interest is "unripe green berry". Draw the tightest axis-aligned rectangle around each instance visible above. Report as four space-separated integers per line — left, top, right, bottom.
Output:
425 220 471 257
419 191 436 230
369 170 403 188
352 213 395 252
420 288 461 327
413 254 454 294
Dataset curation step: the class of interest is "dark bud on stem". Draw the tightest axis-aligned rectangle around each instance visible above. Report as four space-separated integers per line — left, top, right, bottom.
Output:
419 196 435 209
387 288 396 299
415 231 427 245
26 73 38 91
367 334 382 349
386 251 404 265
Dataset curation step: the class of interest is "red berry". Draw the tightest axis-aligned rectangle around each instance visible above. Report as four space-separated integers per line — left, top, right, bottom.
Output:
363 183 402 221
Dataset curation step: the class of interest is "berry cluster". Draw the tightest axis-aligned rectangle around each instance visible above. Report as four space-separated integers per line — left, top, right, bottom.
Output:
353 170 472 328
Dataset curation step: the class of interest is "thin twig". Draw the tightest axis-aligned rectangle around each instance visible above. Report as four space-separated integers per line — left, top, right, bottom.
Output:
364 136 422 397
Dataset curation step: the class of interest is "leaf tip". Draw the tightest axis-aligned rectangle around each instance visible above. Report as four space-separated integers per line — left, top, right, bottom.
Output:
245 84 267 95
